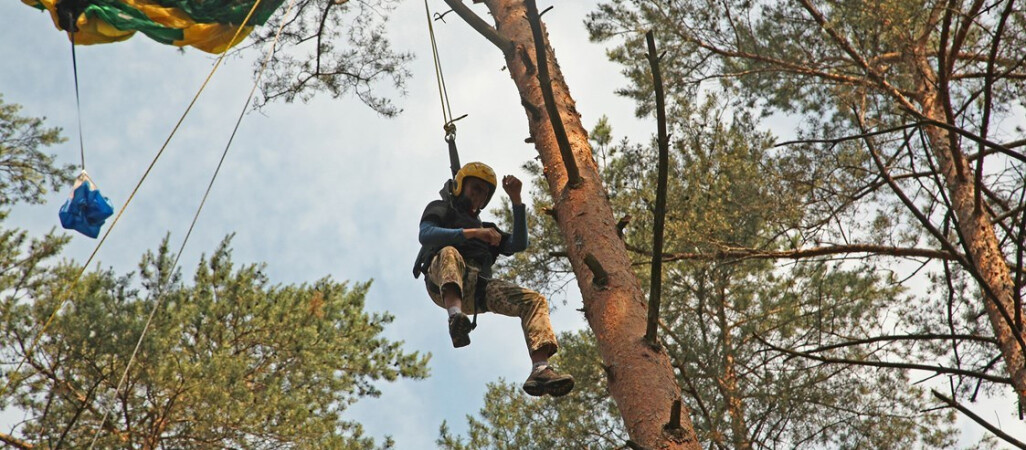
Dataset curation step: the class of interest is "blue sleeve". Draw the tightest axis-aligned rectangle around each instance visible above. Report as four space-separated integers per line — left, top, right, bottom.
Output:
419 221 466 247
500 204 529 253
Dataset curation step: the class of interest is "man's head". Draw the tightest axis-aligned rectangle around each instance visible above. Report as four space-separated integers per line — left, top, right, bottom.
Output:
452 162 496 215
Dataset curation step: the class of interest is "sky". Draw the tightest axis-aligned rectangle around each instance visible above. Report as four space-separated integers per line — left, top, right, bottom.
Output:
0 0 1024 448
0 0 650 446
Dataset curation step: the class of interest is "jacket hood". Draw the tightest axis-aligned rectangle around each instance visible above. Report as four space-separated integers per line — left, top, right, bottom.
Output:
439 179 455 201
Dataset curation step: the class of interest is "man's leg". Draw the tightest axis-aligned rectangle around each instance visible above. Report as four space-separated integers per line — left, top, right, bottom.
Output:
426 247 474 348
484 279 574 396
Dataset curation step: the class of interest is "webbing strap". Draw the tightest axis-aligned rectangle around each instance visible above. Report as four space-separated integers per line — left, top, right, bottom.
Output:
447 130 461 178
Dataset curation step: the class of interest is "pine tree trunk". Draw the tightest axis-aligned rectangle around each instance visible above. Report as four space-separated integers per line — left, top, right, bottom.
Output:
456 1 702 447
718 284 752 450
917 86 1026 400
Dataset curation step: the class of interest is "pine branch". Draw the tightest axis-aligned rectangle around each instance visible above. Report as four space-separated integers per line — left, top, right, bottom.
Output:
624 243 957 262
441 0 512 55
524 0 581 187
932 390 1026 449
755 334 1012 385
803 333 998 354
0 432 33 450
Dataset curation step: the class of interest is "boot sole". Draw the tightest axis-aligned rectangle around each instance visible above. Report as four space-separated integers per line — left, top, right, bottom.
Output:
450 314 472 348
546 377 575 397
523 377 575 397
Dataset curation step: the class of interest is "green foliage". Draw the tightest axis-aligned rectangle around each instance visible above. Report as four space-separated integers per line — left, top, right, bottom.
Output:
585 3 1025 447
587 0 1026 122
0 94 74 206
0 235 428 448
590 114 615 168
463 105 963 449
585 0 1025 256
437 331 626 450
493 162 577 302
249 0 412 117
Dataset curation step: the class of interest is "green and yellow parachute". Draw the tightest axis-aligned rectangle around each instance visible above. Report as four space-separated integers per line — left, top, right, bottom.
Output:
24 0 285 53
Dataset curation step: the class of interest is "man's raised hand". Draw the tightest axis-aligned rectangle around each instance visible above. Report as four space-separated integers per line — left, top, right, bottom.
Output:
502 175 523 205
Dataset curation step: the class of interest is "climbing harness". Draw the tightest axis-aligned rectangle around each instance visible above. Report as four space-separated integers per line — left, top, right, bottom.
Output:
424 0 491 330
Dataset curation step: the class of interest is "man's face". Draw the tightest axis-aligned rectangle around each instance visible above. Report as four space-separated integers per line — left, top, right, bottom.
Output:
462 177 492 214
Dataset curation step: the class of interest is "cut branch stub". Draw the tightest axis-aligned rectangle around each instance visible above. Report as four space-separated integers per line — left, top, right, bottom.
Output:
616 214 631 238
584 253 609 286
665 398 683 431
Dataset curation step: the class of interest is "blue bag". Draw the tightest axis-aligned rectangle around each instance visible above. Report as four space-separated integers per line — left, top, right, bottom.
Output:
59 171 114 238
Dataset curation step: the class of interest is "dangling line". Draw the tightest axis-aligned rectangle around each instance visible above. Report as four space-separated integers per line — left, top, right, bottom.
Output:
424 0 467 178
81 0 298 444
70 29 86 170
0 3 263 409
425 0 454 128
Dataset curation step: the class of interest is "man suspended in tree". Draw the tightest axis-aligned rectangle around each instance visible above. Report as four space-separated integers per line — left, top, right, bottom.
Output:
413 162 574 397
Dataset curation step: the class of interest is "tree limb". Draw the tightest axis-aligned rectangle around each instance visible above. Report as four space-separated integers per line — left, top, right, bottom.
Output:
524 0 581 187
803 333 998 354
441 0 512 55
625 243 958 262
755 334 1012 384
0 432 33 450
645 29 669 347
795 0 918 112
932 390 1026 449
858 112 1026 365
909 116 1026 164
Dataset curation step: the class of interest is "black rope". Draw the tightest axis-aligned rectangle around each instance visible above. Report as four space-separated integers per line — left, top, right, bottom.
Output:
69 30 86 171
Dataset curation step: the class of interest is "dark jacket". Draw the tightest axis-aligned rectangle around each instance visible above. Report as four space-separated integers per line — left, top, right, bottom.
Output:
412 180 512 279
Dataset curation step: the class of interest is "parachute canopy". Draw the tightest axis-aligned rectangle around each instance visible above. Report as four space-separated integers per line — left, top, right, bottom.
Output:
24 0 285 53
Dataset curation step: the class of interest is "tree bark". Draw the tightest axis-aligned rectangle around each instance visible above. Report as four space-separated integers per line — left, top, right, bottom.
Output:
916 83 1026 400
717 282 752 450
461 1 700 447
0 432 34 450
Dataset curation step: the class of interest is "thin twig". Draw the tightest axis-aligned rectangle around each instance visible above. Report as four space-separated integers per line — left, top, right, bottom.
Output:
931 390 1026 449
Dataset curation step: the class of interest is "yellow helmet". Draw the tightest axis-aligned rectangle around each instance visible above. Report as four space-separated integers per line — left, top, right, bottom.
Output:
453 161 497 204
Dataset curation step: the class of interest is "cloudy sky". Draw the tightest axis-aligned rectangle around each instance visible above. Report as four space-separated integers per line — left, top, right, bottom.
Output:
1 0 1022 447
0 0 653 446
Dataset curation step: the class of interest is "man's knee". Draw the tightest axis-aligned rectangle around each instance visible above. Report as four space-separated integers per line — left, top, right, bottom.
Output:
528 291 548 307
438 246 462 261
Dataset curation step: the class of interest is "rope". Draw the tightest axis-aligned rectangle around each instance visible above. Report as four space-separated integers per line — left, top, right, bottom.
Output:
0 0 263 422
424 0 467 178
85 0 298 445
425 0 454 130
70 30 86 170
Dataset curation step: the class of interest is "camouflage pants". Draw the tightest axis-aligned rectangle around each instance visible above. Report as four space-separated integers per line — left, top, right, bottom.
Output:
426 246 558 357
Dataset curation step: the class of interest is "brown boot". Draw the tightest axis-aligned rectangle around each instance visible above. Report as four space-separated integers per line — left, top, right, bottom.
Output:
523 365 574 397
448 312 472 348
